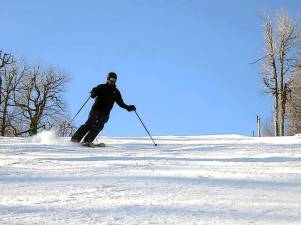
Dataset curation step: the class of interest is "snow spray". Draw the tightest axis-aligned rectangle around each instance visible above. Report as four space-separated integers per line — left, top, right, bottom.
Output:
31 130 71 145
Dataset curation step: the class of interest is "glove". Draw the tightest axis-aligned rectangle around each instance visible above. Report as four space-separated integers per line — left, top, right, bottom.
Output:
90 88 97 98
127 105 136 112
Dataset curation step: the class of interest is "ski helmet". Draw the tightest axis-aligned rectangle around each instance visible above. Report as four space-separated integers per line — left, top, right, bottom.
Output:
107 72 117 80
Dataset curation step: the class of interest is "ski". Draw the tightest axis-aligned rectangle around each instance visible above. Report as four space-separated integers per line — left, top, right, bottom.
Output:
81 142 106 148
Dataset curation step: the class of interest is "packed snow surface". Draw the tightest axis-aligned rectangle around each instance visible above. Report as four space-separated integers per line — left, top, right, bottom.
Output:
0 131 301 224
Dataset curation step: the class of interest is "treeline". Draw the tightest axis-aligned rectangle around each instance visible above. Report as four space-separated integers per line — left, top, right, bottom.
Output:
257 11 301 136
0 51 76 137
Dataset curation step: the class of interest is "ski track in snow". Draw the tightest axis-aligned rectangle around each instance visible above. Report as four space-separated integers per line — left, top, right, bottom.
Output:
0 134 301 225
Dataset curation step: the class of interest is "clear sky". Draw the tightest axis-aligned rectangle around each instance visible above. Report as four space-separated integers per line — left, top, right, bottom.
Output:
1 0 300 136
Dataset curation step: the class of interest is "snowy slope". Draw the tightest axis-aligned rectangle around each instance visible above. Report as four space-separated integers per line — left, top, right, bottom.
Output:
0 133 301 225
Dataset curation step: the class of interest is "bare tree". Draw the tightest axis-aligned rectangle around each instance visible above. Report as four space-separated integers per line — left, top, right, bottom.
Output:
1 62 18 135
0 53 20 136
13 63 70 135
1 55 73 137
277 11 301 136
5 61 31 136
51 114 76 137
57 122 76 137
260 12 280 136
257 11 301 136
0 50 13 104
286 61 301 134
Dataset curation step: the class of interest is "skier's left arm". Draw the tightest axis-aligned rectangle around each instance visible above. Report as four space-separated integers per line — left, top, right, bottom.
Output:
115 90 136 112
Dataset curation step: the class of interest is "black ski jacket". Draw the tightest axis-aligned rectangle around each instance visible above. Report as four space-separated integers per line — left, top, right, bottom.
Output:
90 83 129 115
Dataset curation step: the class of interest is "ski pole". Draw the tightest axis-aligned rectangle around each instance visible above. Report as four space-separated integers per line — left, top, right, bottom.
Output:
68 96 90 126
134 110 157 146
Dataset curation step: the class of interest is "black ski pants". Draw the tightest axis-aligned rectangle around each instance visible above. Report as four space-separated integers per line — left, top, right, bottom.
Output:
71 108 109 143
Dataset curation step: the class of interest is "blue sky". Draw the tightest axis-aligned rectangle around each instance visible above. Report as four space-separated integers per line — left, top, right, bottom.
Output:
1 0 300 136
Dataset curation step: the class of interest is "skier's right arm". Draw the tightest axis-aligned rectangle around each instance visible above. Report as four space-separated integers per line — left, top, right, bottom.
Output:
90 85 102 98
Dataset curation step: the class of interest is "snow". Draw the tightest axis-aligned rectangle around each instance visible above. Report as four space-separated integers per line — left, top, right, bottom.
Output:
0 131 301 224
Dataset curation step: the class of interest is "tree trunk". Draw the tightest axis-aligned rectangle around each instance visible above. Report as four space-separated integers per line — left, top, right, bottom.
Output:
281 101 285 136
274 94 279 136
279 83 284 136
29 118 38 136
272 56 279 136
279 47 285 136
0 77 2 103
1 97 9 136
277 82 287 137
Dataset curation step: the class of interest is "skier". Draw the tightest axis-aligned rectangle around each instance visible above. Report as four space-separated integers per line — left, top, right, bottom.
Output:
71 72 136 145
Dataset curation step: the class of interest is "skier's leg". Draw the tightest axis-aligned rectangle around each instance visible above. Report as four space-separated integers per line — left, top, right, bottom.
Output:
82 115 108 143
71 124 89 142
70 109 99 143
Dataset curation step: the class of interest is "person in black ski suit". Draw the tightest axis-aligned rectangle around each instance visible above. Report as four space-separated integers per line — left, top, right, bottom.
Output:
71 72 136 144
